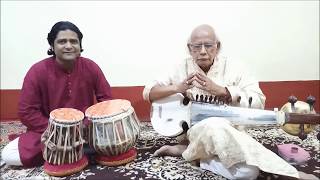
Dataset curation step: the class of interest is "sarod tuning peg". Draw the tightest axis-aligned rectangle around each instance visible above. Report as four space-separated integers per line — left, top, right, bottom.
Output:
183 96 190 106
181 121 189 133
209 96 213 103
248 97 252 108
214 96 218 104
182 93 190 105
306 95 316 112
196 94 199 102
237 96 241 103
204 95 208 103
288 95 298 112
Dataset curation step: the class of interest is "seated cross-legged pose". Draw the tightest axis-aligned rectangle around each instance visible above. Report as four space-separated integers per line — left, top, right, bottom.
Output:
143 24 318 180
1 21 112 168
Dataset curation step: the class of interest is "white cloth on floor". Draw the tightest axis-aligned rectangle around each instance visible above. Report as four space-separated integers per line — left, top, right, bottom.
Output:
200 157 260 180
182 117 299 178
1 137 23 166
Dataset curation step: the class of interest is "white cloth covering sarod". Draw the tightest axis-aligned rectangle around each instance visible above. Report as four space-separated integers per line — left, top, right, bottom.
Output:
182 118 299 179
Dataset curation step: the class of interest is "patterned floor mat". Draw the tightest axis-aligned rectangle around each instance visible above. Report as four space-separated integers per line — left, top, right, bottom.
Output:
0 121 319 180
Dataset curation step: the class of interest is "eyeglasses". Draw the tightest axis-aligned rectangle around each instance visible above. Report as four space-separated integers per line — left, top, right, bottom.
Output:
189 43 217 52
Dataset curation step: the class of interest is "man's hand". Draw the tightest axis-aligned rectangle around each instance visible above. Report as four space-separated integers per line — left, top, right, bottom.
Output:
175 73 196 94
193 73 227 96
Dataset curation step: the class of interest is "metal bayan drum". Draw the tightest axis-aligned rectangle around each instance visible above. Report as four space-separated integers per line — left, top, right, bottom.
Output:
86 99 140 166
41 108 88 177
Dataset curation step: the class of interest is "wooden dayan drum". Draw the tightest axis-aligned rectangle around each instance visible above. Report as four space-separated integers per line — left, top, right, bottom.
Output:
86 99 140 166
41 108 88 177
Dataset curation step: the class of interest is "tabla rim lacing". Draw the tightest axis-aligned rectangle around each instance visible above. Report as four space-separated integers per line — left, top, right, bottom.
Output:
49 117 83 124
87 107 134 122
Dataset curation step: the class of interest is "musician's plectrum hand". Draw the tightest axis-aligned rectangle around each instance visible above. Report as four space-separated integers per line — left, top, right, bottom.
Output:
194 72 227 96
176 73 195 94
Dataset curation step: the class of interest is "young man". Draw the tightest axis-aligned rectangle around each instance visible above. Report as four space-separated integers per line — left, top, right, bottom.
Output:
1 21 112 167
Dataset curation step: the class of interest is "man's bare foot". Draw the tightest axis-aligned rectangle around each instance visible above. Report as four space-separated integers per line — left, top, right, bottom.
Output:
153 145 187 157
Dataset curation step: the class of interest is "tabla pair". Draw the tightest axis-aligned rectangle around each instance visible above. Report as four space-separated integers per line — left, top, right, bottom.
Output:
41 99 140 177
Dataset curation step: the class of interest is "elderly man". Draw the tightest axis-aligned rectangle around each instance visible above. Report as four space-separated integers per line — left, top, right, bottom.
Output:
143 24 267 179
142 25 318 179
1 21 112 168
143 24 265 108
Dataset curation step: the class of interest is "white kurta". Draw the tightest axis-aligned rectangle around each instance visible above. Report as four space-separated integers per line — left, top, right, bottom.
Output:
143 56 283 179
143 55 266 109
182 118 299 179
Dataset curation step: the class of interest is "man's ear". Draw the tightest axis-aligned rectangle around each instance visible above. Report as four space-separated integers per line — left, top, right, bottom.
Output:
217 41 221 50
216 41 221 54
47 46 55 55
187 44 192 53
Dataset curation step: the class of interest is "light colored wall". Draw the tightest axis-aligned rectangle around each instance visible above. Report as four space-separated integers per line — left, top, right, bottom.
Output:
1 1 319 89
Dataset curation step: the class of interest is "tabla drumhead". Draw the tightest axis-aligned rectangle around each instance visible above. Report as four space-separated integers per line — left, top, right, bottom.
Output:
85 99 131 118
50 108 84 123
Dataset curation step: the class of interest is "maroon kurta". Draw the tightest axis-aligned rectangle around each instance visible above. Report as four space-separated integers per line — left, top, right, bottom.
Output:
18 56 112 167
